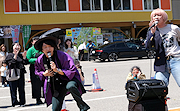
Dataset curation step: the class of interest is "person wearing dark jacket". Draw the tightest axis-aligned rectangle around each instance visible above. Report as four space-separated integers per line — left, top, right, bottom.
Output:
5 42 28 107
146 8 180 87
34 36 90 111
26 37 44 105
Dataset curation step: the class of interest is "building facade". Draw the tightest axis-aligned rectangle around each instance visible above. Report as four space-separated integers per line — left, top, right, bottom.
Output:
0 0 174 50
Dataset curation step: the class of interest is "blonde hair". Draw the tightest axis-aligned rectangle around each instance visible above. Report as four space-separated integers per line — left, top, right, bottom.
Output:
150 8 168 22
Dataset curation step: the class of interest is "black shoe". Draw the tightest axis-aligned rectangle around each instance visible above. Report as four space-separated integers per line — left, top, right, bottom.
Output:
80 106 90 111
12 101 20 107
36 98 43 105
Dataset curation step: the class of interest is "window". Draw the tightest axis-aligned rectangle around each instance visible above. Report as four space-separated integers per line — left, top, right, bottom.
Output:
41 0 52 11
103 0 111 11
53 0 66 11
153 0 159 9
92 0 101 10
21 0 67 12
21 0 36 11
81 0 131 12
29 0 36 11
82 0 101 11
123 0 130 10
113 0 121 10
82 0 90 10
113 0 131 10
144 0 159 10
21 0 28 11
117 43 125 47
126 42 139 48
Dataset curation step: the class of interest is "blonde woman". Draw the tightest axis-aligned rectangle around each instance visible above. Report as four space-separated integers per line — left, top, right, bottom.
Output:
146 8 180 87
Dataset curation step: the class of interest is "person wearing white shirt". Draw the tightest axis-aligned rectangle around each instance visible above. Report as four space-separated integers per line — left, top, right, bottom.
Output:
78 42 87 61
64 38 78 63
0 44 8 82
0 61 8 87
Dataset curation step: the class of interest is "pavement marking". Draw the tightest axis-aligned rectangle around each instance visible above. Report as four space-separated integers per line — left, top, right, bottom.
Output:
169 107 180 111
85 95 126 102
8 95 126 111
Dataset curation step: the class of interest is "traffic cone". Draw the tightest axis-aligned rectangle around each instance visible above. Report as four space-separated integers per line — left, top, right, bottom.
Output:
91 68 104 92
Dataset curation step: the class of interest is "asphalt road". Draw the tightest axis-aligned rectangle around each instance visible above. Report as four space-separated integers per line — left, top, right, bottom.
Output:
0 57 180 111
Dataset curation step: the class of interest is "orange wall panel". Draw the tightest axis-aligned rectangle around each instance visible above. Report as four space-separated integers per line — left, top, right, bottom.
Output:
5 0 19 12
68 0 80 11
161 0 171 10
132 0 142 10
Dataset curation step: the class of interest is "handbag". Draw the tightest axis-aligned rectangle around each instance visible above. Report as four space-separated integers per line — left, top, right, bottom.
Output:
6 63 20 81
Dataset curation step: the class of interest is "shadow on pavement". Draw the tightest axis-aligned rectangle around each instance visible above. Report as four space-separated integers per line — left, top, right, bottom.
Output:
0 103 45 109
84 84 92 87
0 105 12 109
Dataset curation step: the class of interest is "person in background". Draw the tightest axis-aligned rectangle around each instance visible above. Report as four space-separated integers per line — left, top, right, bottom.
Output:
103 38 109 44
57 37 64 52
139 37 145 46
126 66 146 82
0 61 8 87
78 42 87 61
75 60 85 85
57 37 66 111
146 8 180 87
5 42 28 107
34 36 90 111
0 44 8 82
26 37 44 105
86 40 96 61
64 37 78 63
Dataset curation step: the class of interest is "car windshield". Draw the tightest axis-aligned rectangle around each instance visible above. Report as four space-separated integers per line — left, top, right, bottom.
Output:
126 42 139 48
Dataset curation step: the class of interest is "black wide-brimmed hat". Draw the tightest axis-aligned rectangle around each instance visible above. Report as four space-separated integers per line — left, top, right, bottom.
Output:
34 28 61 50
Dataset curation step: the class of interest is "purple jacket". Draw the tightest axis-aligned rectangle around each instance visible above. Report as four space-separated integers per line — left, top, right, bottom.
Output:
35 50 84 106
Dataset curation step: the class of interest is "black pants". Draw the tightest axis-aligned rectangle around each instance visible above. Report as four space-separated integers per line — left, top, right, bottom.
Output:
87 48 93 61
30 64 43 99
79 49 84 61
52 81 90 111
9 73 25 106
1 76 6 85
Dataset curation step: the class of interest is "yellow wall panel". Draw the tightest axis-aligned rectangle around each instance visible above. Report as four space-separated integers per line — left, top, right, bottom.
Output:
0 1 173 26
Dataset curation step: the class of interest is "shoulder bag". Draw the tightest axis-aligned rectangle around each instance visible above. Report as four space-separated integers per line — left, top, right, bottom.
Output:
6 63 20 81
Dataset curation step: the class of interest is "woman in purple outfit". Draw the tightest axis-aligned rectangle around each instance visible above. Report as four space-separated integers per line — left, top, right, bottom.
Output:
34 36 90 111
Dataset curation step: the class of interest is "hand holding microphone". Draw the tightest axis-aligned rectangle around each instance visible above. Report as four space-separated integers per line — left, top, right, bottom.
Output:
148 21 158 41
47 52 64 76
43 69 54 77
149 21 158 36
148 21 158 31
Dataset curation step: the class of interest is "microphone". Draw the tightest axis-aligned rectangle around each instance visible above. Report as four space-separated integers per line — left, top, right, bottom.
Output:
47 52 52 61
148 21 158 31
47 52 52 82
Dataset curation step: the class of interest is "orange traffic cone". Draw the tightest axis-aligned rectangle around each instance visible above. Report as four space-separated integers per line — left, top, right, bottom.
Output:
90 68 104 92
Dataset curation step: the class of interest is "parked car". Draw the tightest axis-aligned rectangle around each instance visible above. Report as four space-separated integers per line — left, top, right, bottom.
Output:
90 41 155 62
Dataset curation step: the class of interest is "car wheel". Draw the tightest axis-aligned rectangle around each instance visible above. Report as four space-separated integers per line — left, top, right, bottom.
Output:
108 53 118 62
147 50 156 59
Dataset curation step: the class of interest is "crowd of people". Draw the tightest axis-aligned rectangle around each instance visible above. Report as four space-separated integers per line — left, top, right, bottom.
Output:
0 35 91 111
1 8 180 111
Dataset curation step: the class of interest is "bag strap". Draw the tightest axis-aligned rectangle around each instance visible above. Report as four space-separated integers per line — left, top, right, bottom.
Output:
8 63 12 77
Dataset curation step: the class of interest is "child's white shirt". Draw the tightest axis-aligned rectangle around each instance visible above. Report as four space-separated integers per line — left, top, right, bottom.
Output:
0 66 7 77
